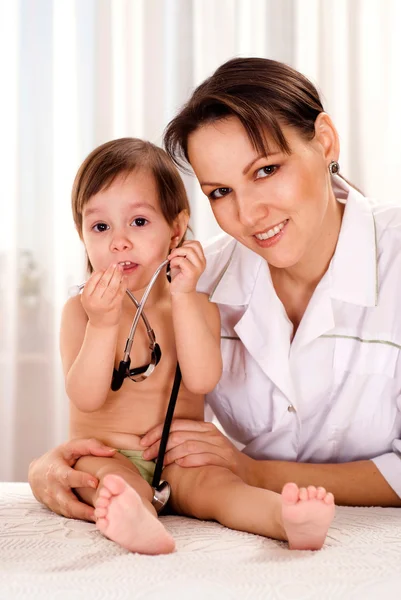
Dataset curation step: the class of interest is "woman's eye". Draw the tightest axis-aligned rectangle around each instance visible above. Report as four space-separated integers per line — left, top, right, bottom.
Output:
93 222 109 232
209 187 232 200
131 217 148 227
255 165 278 179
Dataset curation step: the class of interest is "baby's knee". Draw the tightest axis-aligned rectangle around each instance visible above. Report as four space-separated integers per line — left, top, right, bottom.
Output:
164 464 236 516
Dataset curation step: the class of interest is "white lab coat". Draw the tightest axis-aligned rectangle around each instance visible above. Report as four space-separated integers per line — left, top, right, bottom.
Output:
197 175 401 498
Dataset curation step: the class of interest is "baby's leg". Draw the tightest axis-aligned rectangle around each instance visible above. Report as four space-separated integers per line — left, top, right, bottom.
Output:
74 454 174 554
164 464 334 550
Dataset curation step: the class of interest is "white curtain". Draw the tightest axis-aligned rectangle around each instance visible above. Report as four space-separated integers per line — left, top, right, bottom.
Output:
1 0 400 481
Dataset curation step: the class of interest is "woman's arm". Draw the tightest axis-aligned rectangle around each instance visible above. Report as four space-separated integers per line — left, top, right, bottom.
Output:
141 419 401 507
61 265 126 412
248 458 401 507
169 241 222 394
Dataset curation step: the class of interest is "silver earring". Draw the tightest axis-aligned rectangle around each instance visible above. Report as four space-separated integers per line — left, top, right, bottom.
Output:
329 161 340 175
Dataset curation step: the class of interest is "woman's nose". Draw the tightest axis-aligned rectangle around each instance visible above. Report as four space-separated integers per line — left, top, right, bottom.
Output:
236 194 268 228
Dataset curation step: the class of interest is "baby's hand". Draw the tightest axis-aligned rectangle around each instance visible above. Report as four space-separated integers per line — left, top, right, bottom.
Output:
168 240 206 295
81 264 127 328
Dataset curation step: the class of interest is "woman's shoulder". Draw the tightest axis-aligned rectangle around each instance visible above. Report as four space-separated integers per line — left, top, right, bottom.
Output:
371 199 401 232
201 232 236 258
370 200 401 252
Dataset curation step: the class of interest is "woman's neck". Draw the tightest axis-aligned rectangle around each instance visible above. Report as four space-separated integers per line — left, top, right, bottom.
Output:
269 195 345 335
271 196 345 291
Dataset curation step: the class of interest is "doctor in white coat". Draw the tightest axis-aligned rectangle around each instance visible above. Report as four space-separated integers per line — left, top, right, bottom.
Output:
29 57 401 518
141 57 401 508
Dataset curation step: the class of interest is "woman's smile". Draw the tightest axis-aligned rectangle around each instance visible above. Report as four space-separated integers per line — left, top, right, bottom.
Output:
253 218 289 247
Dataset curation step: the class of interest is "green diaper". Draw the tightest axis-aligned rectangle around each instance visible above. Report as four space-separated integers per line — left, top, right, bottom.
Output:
118 449 156 485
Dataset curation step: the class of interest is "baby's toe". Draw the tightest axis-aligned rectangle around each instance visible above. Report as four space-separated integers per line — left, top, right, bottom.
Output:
307 485 317 499
299 487 308 501
324 492 335 505
95 506 107 519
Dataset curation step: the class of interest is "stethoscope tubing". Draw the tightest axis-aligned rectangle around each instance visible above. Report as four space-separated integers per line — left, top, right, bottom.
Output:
123 259 169 361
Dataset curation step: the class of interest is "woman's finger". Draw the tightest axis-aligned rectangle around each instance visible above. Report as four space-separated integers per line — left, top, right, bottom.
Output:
162 440 231 466
66 468 98 490
62 438 116 465
141 419 214 447
175 452 229 469
143 430 222 460
55 490 96 522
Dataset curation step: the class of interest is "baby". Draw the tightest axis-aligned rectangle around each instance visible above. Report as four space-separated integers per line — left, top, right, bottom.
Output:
62 137 335 554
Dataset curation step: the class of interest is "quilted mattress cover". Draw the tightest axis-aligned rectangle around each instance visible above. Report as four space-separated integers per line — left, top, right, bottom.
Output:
0 482 400 599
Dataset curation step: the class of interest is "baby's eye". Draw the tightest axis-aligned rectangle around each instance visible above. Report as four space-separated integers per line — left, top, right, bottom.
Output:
131 218 148 227
93 222 109 232
209 187 232 200
255 165 278 179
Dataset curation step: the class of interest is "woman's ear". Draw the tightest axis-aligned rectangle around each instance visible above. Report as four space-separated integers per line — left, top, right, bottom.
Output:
314 112 340 163
170 210 190 249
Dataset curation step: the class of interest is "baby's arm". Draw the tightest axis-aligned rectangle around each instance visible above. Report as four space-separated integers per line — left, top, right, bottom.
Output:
60 264 126 412
169 241 222 394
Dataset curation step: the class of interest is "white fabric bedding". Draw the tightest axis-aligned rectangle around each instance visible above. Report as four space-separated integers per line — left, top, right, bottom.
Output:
0 482 400 599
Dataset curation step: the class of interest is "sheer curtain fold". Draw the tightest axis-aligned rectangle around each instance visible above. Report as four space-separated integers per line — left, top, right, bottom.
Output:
1 0 400 481
0 0 19 481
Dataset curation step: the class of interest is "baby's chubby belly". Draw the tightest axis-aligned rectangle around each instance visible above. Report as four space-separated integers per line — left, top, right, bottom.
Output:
69 428 144 451
69 384 205 451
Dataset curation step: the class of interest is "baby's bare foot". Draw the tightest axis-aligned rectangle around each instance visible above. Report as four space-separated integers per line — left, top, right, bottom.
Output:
95 474 175 555
281 482 335 551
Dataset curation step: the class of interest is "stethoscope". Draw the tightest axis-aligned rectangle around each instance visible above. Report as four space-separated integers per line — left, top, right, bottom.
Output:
70 259 179 513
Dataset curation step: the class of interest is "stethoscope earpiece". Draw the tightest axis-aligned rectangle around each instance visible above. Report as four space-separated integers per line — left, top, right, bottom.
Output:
68 284 83 297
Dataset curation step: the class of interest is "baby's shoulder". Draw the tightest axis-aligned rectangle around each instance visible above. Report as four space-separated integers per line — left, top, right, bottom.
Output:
61 294 87 326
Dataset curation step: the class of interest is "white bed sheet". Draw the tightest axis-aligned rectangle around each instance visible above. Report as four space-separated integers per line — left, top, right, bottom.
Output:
0 482 400 599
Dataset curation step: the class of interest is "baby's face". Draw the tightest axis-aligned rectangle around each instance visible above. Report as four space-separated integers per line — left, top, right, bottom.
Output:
81 169 174 292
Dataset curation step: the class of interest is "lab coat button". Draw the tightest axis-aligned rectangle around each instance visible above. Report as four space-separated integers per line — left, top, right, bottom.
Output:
287 405 296 413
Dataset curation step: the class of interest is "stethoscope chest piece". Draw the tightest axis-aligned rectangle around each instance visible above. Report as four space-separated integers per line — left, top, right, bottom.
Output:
152 480 171 513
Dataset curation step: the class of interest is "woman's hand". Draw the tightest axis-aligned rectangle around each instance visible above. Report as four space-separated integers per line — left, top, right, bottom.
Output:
140 419 252 483
168 240 206 295
28 439 116 521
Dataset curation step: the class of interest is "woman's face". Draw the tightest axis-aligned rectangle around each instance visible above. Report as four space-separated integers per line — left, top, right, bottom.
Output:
187 116 339 271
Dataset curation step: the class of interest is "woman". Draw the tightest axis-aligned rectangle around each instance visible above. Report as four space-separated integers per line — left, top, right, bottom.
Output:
29 57 401 520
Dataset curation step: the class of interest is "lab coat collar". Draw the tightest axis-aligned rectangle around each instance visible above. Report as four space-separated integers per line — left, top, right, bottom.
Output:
330 176 378 307
209 241 264 306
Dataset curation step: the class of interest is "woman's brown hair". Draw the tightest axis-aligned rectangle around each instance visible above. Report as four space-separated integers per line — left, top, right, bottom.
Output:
72 138 190 272
163 56 325 170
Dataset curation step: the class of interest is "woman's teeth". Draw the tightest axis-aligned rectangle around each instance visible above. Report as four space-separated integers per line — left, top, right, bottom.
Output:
118 261 134 267
255 219 288 240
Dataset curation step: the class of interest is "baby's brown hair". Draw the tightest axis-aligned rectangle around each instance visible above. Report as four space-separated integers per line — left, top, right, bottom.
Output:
72 137 190 272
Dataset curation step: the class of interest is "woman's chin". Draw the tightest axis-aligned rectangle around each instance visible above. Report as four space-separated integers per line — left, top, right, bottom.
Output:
258 248 303 270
